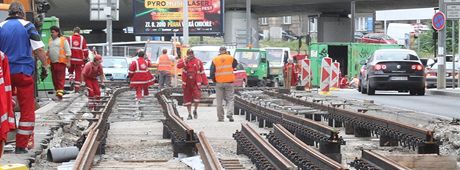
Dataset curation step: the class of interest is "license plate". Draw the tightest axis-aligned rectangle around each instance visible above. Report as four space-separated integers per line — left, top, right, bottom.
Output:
390 76 408 80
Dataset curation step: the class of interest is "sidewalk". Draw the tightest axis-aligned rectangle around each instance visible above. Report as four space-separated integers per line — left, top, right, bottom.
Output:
427 88 460 97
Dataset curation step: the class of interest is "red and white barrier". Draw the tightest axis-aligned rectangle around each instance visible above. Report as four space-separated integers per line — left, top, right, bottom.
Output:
320 57 332 95
301 59 312 91
331 60 340 90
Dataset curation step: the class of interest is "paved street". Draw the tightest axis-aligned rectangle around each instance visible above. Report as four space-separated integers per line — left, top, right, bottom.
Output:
332 89 460 119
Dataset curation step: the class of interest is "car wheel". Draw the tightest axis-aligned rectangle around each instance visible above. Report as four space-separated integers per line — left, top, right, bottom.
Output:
409 90 417 95
417 88 425 96
257 80 267 87
358 83 362 92
367 80 375 95
361 83 367 94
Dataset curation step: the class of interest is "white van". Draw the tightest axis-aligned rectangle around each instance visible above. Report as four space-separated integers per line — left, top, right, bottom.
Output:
387 23 415 46
191 46 235 64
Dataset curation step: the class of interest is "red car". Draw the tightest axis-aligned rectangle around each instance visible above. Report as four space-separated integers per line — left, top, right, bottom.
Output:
360 33 397 44
204 62 248 87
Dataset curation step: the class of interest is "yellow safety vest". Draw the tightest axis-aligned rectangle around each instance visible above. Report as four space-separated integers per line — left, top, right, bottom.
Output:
48 37 68 64
213 54 235 83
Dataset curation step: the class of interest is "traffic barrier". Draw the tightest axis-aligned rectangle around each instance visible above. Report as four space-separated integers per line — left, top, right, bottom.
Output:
300 59 312 91
319 57 332 95
331 60 340 90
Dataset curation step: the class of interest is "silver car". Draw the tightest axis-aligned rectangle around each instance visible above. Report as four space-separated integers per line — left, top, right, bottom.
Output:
102 56 129 81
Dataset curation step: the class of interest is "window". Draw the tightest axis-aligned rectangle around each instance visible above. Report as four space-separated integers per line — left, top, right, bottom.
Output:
283 16 292 25
309 17 317 33
356 17 367 31
260 17 268 25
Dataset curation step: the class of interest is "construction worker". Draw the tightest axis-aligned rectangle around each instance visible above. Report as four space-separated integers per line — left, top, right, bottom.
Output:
129 50 154 102
47 26 71 101
81 55 106 110
283 58 297 88
210 47 238 122
157 48 172 89
177 49 208 120
67 27 89 92
0 1 48 154
0 51 13 158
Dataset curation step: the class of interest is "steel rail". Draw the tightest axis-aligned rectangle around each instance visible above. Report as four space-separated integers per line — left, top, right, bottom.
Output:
264 91 439 153
269 124 348 170
196 131 224 170
74 87 130 170
233 123 297 170
351 150 411 170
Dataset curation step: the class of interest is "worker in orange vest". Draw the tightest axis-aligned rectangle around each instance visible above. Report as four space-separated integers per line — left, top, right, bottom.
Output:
0 51 13 158
157 48 173 89
67 27 89 92
81 55 106 110
47 26 71 100
210 47 238 122
177 49 208 120
129 50 154 102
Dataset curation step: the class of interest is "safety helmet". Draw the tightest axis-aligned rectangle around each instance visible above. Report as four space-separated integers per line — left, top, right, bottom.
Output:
94 55 103 62
8 2 25 16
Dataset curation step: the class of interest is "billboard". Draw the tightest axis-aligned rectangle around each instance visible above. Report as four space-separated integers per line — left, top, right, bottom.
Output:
133 0 223 36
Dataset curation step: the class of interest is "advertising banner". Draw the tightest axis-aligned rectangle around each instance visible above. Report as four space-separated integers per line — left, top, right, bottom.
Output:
133 0 223 35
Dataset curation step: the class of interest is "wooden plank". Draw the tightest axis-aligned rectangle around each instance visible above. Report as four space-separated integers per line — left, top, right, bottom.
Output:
388 155 458 170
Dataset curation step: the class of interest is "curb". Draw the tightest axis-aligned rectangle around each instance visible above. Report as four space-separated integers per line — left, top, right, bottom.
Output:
427 90 460 97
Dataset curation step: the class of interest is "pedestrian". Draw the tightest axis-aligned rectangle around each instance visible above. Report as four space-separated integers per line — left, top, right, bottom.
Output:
0 1 48 154
0 51 13 158
284 58 297 88
81 54 106 110
67 26 89 92
129 50 154 102
47 26 71 101
157 48 172 89
177 49 208 120
210 47 237 122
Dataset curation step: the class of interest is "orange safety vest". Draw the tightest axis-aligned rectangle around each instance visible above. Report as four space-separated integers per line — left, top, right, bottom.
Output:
157 54 172 71
212 54 235 83
48 37 68 64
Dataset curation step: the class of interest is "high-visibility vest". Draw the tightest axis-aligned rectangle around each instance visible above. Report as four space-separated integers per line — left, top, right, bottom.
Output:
157 54 172 71
48 37 67 64
212 54 235 83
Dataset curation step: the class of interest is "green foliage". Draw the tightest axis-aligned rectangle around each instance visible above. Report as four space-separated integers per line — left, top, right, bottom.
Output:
418 20 459 58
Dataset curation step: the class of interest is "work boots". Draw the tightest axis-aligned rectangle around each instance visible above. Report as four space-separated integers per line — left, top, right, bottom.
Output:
15 147 28 154
193 110 198 119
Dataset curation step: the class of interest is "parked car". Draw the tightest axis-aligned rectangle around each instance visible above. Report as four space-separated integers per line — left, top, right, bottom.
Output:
203 61 248 87
191 46 235 65
102 56 129 81
359 33 397 44
360 49 425 95
425 62 460 88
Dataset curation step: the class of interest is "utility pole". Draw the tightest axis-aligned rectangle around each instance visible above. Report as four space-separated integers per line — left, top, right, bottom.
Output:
183 0 189 45
106 0 113 56
438 0 447 89
351 1 356 42
246 0 251 46
453 20 456 89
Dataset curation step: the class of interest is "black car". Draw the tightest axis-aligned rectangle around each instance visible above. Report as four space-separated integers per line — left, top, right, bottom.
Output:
360 49 425 95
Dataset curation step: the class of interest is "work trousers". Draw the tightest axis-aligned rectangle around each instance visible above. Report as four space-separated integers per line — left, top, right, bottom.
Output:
158 71 171 89
135 85 149 100
68 64 83 92
51 63 66 97
11 74 35 148
215 83 234 120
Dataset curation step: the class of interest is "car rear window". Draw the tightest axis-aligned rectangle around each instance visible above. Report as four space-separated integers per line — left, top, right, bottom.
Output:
375 51 419 61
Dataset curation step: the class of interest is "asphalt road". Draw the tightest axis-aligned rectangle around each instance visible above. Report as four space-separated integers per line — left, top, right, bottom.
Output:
332 89 460 119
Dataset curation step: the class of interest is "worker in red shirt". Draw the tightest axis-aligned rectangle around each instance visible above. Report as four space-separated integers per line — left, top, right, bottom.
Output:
129 51 154 102
67 27 89 92
283 58 298 87
82 55 106 110
177 49 208 120
0 51 13 158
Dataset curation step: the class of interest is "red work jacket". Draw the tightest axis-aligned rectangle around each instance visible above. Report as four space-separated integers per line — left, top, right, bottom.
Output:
0 51 13 141
177 57 208 88
129 57 154 87
67 33 88 65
